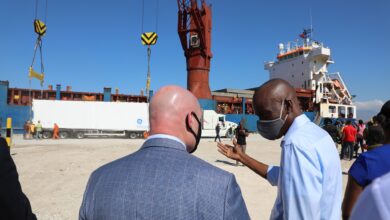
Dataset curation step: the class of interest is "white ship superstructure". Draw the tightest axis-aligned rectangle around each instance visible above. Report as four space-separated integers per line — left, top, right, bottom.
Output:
264 31 356 119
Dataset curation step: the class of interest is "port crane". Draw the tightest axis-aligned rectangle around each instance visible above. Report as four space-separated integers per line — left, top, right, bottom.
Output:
177 0 213 99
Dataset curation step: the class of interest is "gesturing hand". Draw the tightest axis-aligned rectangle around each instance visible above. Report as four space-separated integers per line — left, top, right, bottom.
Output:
217 142 243 161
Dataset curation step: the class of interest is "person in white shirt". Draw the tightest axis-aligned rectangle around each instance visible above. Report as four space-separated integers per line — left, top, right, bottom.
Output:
350 171 390 220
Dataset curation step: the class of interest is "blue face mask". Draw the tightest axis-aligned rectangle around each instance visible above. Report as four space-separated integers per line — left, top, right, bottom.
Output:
257 100 288 140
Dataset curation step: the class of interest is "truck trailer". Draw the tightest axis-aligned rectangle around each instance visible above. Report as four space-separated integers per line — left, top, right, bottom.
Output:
32 100 237 139
32 100 149 139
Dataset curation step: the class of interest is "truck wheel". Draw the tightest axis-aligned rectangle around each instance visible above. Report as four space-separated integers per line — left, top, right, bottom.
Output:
75 132 85 139
129 132 137 139
42 131 52 139
59 131 69 139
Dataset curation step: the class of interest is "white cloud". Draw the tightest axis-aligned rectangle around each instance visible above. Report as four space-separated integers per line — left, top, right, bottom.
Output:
355 99 384 111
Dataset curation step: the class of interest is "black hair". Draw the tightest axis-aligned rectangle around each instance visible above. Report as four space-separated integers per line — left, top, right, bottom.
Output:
346 120 352 125
377 100 390 131
359 119 363 124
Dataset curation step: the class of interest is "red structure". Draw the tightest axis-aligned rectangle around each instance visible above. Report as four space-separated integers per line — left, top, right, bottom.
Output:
6 84 147 106
177 0 212 99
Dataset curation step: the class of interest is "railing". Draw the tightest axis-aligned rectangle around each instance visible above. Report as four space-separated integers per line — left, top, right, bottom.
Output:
279 39 327 55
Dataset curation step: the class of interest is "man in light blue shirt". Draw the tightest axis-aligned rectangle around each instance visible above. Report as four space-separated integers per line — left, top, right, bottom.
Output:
218 79 342 219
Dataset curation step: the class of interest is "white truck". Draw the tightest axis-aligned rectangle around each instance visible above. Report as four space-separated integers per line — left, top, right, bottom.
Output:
201 110 237 138
32 100 237 139
32 100 149 139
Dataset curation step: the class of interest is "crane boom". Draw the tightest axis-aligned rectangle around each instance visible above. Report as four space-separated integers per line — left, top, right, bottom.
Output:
177 0 212 99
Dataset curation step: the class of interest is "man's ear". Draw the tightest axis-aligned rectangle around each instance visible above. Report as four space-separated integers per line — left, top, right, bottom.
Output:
185 112 193 129
285 99 293 113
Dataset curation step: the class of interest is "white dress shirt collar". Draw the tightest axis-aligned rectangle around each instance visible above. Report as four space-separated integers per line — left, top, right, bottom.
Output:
146 134 186 149
282 114 310 143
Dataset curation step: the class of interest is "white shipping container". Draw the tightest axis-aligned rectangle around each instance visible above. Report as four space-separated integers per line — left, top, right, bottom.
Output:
32 100 149 138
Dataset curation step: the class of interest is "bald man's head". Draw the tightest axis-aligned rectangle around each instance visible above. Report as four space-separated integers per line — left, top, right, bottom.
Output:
149 85 202 152
253 79 302 140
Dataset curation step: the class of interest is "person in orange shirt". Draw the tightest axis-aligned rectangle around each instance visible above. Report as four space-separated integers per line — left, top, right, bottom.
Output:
53 123 59 139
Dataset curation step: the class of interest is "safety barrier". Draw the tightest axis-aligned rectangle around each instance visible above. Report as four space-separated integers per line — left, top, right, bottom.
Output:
6 117 12 147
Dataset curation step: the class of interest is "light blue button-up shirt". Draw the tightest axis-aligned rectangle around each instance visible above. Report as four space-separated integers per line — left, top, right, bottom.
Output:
267 114 342 220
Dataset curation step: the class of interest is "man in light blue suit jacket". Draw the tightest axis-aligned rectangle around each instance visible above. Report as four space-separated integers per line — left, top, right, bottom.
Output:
79 85 250 220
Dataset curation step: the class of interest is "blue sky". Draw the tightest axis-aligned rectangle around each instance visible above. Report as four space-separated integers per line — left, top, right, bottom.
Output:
0 0 389 107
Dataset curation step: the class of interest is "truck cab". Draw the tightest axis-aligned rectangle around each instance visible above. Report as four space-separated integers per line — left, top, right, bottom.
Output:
201 110 237 138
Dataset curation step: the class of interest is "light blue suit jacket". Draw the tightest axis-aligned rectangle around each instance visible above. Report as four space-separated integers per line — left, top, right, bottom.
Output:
79 138 250 220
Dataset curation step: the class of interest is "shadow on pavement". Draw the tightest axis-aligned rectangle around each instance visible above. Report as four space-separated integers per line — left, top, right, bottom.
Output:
215 159 237 166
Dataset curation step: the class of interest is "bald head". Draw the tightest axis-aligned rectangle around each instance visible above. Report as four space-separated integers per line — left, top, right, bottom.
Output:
253 79 299 114
253 79 302 139
149 85 202 152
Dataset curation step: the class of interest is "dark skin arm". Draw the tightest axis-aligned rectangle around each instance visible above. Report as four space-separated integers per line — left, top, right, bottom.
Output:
342 175 364 220
217 142 269 179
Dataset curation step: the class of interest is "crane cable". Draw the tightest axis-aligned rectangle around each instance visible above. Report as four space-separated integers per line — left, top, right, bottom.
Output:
29 0 48 85
29 0 48 119
140 0 159 100
141 0 159 34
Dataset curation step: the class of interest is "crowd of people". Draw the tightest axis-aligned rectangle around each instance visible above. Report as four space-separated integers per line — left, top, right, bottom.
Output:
321 114 385 161
23 121 59 140
23 120 42 139
1 79 389 220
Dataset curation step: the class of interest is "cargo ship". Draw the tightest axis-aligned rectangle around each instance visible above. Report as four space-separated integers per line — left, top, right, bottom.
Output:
264 30 356 122
208 30 357 130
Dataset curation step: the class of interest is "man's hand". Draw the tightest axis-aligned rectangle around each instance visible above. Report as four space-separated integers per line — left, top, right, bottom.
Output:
218 141 270 180
217 142 243 161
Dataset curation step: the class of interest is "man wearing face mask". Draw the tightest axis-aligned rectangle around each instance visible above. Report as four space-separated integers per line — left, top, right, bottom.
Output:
80 85 249 220
218 79 342 219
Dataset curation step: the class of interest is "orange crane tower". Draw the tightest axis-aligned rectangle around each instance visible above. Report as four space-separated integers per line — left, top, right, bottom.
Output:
177 0 213 99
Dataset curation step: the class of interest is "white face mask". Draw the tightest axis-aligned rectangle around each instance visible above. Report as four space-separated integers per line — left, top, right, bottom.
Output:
257 100 288 140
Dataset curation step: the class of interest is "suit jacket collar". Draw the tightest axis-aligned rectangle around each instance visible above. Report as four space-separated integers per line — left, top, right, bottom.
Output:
141 137 188 152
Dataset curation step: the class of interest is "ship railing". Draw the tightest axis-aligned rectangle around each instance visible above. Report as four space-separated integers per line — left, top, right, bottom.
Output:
279 38 328 55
